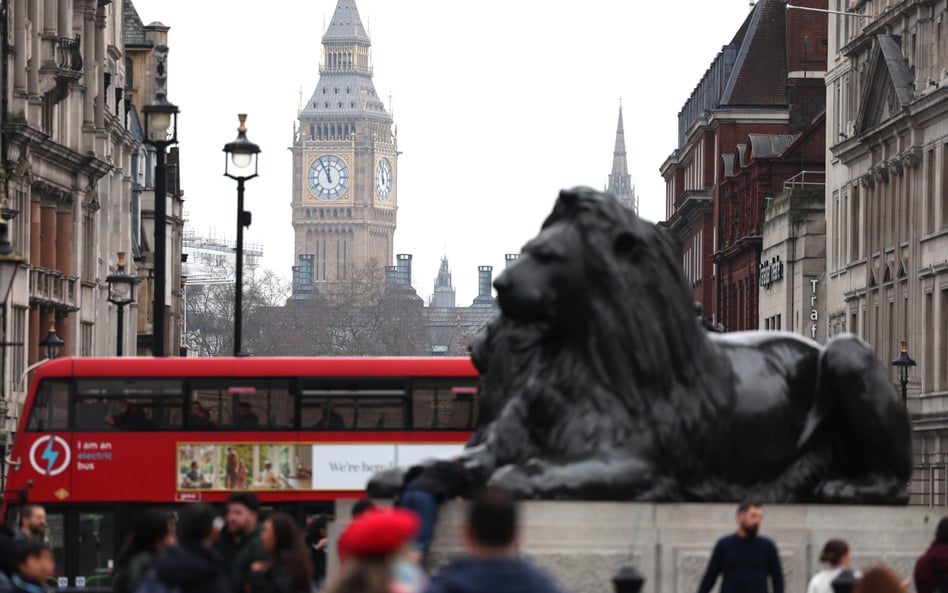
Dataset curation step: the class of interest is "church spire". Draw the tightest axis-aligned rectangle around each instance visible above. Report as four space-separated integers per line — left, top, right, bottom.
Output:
606 100 638 215
432 256 456 308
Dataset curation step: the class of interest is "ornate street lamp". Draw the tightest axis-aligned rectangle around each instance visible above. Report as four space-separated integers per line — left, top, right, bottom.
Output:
106 252 138 356
142 44 179 357
891 340 916 408
38 322 64 360
223 114 260 357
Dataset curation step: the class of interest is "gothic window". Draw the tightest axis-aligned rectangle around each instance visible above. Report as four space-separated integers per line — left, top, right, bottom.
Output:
338 102 343 108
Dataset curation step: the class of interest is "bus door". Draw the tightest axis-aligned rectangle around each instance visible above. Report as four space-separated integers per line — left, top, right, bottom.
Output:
57 507 117 593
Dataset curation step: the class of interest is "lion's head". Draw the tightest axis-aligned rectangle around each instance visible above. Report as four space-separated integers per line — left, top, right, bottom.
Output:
472 187 732 465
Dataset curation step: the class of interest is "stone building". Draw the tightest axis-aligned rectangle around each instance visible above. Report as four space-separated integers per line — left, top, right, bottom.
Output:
291 0 397 295
660 0 828 331
0 1 182 447
822 0 948 504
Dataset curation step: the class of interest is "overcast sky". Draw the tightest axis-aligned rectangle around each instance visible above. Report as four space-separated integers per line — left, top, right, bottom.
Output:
132 0 756 304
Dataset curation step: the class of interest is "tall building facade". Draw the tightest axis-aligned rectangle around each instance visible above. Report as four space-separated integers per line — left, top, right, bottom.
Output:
660 0 827 331
291 0 397 295
0 1 183 459
823 0 948 504
607 103 639 215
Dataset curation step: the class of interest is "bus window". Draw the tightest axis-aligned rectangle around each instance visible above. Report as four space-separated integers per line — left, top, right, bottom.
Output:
189 380 294 430
74 379 184 431
412 379 479 429
26 380 69 432
300 378 409 430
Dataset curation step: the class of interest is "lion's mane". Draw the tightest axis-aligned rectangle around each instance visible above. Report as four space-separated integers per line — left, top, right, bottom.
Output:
470 187 735 489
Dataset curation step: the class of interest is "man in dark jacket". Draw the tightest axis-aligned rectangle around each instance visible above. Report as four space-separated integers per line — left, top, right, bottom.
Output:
425 487 568 593
915 516 948 593
696 501 784 593
149 503 230 593
215 492 267 593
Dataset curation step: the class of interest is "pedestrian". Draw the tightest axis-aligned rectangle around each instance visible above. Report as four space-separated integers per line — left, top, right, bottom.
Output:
112 510 174 593
11 541 54 593
397 460 469 565
915 516 948 593
424 487 567 593
807 539 854 593
0 524 17 593
14 505 46 547
246 513 312 593
695 501 784 593
226 447 240 489
854 566 905 593
351 500 375 518
144 503 230 593
328 507 421 593
304 516 328 590
215 492 267 593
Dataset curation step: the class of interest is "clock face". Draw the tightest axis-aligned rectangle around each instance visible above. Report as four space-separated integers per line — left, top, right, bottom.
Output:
376 158 393 201
308 155 349 200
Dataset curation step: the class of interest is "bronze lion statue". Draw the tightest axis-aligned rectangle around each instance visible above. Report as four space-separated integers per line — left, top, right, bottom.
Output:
370 187 912 503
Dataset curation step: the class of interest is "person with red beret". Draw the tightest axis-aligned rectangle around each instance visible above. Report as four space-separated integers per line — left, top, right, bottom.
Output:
327 507 426 593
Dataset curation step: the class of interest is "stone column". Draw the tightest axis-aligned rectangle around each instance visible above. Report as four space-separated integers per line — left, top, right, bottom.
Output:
57 0 69 38
55 205 71 355
28 200 41 366
82 7 93 126
27 0 39 96
93 3 104 130
43 0 55 35
13 0 26 93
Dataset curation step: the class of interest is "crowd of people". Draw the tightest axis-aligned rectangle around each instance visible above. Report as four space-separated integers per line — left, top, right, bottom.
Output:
5 495 948 593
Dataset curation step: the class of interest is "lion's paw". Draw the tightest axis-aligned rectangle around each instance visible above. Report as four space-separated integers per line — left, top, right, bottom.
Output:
487 464 539 498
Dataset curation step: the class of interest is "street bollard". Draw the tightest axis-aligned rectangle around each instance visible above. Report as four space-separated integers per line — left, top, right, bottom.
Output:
613 565 646 593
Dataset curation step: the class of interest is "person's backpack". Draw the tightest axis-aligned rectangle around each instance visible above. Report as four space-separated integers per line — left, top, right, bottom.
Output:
133 566 182 593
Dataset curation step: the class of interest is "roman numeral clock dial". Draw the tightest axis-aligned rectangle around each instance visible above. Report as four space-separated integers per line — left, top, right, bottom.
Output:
308 155 349 200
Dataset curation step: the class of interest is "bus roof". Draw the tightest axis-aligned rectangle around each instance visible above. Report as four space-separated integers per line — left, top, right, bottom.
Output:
30 356 478 383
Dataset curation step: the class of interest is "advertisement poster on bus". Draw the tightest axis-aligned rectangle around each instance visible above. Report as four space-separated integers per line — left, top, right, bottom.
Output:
176 442 464 491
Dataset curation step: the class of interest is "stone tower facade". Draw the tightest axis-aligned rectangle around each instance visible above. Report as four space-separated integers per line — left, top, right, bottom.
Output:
291 0 397 294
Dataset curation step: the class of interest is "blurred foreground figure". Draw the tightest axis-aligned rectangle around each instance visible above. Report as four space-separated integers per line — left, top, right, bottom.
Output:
914 517 948 593
329 507 425 593
247 513 312 593
424 487 568 593
139 504 230 593
113 510 174 593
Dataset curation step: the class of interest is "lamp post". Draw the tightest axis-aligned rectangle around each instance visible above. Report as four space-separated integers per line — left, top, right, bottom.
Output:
891 340 916 408
223 114 260 357
106 252 137 356
38 322 63 360
142 44 178 357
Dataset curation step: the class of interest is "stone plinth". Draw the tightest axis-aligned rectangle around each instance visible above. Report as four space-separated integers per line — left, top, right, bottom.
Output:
329 501 942 593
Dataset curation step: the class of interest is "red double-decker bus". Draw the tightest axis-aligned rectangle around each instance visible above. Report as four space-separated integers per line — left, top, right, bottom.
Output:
2 356 478 591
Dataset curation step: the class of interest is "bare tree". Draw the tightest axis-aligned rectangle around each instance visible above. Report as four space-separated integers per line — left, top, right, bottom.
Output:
186 259 430 357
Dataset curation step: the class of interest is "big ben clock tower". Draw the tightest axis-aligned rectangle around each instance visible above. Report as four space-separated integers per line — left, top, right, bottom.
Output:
291 0 397 293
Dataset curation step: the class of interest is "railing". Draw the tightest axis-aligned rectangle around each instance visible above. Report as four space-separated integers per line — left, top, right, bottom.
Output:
57 36 83 72
783 170 825 192
28 267 79 310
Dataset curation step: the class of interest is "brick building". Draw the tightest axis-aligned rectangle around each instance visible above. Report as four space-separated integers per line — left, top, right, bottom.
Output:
660 0 827 330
